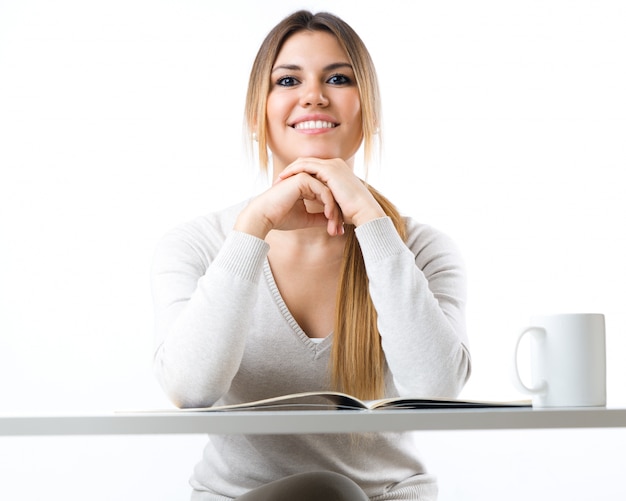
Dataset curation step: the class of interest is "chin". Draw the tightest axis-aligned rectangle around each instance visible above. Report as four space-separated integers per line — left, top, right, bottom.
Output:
298 149 343 160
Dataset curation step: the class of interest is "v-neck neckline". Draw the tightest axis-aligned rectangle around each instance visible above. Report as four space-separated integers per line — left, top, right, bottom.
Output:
262 259 333 352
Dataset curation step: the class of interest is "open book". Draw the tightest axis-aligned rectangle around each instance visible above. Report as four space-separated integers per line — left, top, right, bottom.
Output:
177 391 531 412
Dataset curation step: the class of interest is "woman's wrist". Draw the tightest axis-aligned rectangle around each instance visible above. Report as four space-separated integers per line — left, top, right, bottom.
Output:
233 210 272 240
350 205 386 228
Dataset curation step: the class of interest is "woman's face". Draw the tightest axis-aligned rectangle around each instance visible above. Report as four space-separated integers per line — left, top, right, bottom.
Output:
265 30 363 173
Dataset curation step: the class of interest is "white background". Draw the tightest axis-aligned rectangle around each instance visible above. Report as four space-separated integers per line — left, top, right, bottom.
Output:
1 0 625 499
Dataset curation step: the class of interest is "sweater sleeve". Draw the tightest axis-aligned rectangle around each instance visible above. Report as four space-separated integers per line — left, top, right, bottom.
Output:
151 226 269 408
355 217 471 398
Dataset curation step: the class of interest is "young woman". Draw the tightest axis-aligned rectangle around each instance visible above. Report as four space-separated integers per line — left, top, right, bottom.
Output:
151 10 471 501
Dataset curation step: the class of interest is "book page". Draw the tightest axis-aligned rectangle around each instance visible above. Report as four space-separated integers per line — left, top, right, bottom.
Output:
367 397 531 410
190 392 369 412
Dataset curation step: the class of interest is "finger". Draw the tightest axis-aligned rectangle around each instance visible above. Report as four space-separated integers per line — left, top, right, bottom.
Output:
297 174 344 235
278 158 327 181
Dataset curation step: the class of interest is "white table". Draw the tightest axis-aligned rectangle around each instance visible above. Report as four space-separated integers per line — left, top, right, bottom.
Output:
2 407 625 436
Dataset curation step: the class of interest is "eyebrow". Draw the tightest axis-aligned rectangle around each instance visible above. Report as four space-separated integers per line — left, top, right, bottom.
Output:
271 62 353 74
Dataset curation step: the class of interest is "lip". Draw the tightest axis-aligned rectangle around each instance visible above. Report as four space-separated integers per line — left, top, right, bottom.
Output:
289 114 339 130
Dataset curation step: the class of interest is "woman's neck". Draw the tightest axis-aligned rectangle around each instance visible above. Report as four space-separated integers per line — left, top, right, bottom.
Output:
267 224 345 251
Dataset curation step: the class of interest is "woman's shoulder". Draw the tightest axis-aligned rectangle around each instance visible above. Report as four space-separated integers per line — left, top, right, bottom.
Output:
168 199 247 236
181 200 248 236
155 200 250 260
403 216 464 265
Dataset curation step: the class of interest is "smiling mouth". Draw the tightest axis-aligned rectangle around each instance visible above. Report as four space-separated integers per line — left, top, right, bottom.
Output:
292 120 338 130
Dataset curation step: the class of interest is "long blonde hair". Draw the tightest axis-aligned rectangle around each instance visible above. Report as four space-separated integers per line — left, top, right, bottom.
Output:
245 11 407 399
334 186 407 399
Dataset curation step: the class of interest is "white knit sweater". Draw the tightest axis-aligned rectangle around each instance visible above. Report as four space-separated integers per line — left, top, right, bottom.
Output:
151 200 471 500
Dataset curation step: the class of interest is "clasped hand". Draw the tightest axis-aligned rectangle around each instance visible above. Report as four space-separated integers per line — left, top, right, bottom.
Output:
234 158 386 240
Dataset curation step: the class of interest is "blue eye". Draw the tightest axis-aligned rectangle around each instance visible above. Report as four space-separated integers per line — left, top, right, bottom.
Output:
327 74 351 85
276 76 299 87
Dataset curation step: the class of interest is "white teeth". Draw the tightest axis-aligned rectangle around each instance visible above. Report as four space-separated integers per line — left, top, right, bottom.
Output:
294 120 336 130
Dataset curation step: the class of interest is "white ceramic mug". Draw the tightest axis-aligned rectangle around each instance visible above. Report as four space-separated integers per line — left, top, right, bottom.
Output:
512 313 606 407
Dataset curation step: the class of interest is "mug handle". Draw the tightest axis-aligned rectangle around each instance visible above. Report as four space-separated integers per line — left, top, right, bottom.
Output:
511 326 548 395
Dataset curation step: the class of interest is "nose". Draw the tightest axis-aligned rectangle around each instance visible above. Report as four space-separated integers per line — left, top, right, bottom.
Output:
300 80 329 107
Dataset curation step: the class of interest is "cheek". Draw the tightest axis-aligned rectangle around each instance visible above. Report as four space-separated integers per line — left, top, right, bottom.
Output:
266 94 291 126
345 94 362 131
265 96 288 151
348 106 363 138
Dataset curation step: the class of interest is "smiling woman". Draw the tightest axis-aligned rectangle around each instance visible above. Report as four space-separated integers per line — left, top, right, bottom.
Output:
150 10 470 501
246 11 382 170
265 31 363 167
